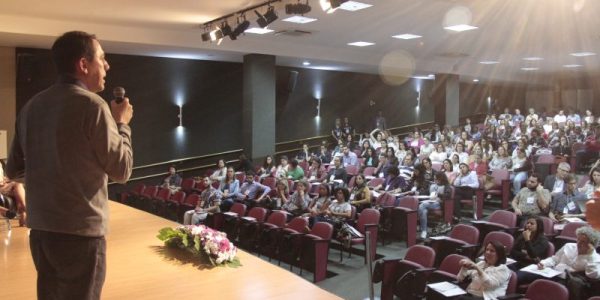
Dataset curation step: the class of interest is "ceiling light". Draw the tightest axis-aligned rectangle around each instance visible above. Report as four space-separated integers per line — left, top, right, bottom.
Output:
412 74 435 80
570 52 596 57
521 67 539 71
473 79 479 82
444 24 478 32
563 64 582 68
220 22 232 37
523 57 543 61
209 29 224 41
347 41 375 47
230 16 250 40
285 1 312 15
303 61 311 66
392 34 422 40
255 6 278 28
339 1 373 11
480 61 499 64
245 27 274 34
283 16 317 24
320 0 348 13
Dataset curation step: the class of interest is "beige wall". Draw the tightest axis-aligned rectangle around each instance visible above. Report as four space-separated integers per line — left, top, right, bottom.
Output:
0 46 16 159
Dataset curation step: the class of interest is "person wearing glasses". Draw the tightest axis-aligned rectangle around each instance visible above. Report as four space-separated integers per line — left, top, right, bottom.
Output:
543 162 571 196
548 174 587 222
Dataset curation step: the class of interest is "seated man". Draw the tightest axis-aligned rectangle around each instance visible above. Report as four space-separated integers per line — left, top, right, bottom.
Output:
161 165 182 191
548 174 587 222
543 162 570 196
234 170 271 207
183 177 222 225
511 173 551 226
519 226 600 300
341 145 359 168
323 156 348 187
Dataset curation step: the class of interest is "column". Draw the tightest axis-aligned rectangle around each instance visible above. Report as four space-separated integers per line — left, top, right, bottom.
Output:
0 47 16 159
432 74 460 127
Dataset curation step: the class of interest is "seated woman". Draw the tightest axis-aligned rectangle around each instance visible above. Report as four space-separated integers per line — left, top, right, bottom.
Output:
510 148 532 193
258 155 276 179
0 163 26 226
296 143 311 162
275 155 289 179
318 187 353 234
422 157 435 182
281 180 310 217
306 158 324 182
488 146 512 171
552 136 571 157
374 166 408 193
417 171 452 239
580 166 600 202
509 216 549 270
429 143 448 164
349 174 371 212
441 158 458 184
457 241 511 300
183 177 223 225
286 159 305 181
307 183 331 226
409 164 431 196
209 159 227 182
269 178 289 209
219 167 240 206
362 147 379 169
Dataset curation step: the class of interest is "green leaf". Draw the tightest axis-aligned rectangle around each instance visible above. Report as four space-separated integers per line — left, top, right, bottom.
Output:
157 227 178 241
226 257 242 268
194 235 201 252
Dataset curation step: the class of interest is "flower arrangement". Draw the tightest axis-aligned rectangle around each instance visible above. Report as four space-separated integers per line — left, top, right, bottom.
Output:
157 225 241 267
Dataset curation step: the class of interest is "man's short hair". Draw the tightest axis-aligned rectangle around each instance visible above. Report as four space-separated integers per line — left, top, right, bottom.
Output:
52 31 97 75
529 173 541 182
558 162 571 172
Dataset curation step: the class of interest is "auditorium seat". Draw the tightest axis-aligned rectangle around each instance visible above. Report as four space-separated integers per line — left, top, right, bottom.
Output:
235 207 267 247
483 169 511 209
427 185 455 228
338 208 380 263
471 210 518 244
376 245 436 300
427 224 479 267
500 279 569 300
245 210 286 253
298 222 334 283
363 166 376 177
390 196 418 247
374 192 396 245
553 222 586 250
121 184 145 206
220 202 247 239
137 185 158 210
180 178 195 195
162 190 185 221
459 187 485 220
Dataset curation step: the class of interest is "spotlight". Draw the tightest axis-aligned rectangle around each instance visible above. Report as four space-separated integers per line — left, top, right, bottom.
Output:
220 22 232 37
209 29 223 41
255 6 278 28
319 0 348 13
286 1 312 15
231 16 250 39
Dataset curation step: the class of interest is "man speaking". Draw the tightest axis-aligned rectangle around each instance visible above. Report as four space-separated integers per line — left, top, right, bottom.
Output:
6 31 133 299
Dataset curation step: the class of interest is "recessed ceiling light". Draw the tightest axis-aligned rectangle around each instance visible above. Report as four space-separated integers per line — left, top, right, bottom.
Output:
282 16 317 24
523 57 543 61
303 61 311 66
392 34 422 40
245 27 274 34
444 24 478 32
563 64 582 68
480 61 499 65
521 67 539 71
473 79 479 82
339 1 373 11
347 41 375 47
412 74 435 80
570 52 596 57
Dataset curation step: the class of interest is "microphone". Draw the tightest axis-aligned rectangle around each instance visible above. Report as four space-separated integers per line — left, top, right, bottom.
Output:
113 86 126 104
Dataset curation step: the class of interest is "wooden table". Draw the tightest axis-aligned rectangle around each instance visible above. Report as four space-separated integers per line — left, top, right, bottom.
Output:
0 201 341 299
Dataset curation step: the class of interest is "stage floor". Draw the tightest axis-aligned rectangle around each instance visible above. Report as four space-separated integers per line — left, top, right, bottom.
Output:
0 201 341 299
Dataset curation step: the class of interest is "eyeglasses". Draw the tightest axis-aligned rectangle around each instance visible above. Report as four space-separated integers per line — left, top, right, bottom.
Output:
558 168 569 172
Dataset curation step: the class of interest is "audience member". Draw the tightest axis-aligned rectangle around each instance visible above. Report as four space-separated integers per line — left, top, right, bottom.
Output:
286 159 305 181
281 180 310 216
418 172 452 239
510 216 549 270
234 170 271 207
219 167 240 206
209 159 227 182
183 177 222 225
548 174 586 222
457 241 511 300
349 174 371 212
258 155 276 179
543 162 570 196
162 166 182 190
511 173 550 225
452 163 480 222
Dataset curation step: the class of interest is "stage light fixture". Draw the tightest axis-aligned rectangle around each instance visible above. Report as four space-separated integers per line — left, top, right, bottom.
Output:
220 22 232 37
320 0 348 13
286 1 311 15
330 0 349 9
255 6 278 28
201 32 210 42
209 29 224 41
231 15 250 40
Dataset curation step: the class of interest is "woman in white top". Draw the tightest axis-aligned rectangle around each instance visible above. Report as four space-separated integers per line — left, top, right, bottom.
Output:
419 137 435 157
457 241 511 300
452 143 469 164
580 166 600 203
275 155 289 178
429 143 448 164
209 159 228 182
584 109 595 124
395 142 408 163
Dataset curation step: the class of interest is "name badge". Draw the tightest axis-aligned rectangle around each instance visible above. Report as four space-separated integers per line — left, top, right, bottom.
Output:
350 193 355 201
330 175 335 182
526 196 535 204
567 201 576 211
379 173 384 178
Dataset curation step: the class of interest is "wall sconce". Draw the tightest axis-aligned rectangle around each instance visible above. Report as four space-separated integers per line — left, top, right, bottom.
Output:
178 105 183 127
416 90 421 109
